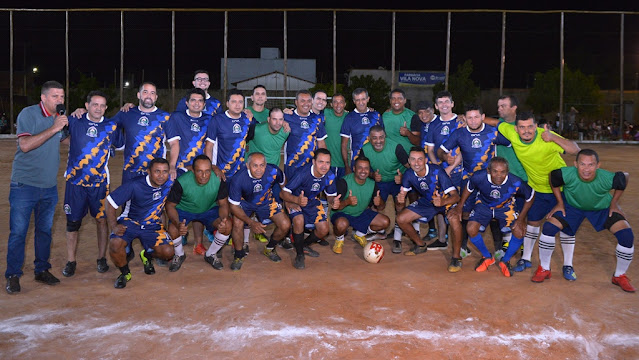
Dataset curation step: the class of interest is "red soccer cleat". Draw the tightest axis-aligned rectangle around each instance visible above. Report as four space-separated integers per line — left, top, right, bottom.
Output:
612 274 636 293
531 265 551 283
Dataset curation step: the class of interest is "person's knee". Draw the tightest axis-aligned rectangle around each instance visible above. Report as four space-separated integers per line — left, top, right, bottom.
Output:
378 215 391 229
315 223 329 238
66 220 82 232
109 238 126 253
542 221 561 236
153 245 174 260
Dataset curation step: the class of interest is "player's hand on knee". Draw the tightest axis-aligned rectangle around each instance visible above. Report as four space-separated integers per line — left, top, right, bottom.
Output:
217 217 232 235
113 224 127 237
250 220 267 234
546 204 565 219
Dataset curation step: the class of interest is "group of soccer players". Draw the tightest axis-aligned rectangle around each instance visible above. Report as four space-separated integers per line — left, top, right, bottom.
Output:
50 69 635 293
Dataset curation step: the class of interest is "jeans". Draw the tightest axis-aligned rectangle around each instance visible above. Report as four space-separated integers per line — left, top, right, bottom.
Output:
5 182 58 278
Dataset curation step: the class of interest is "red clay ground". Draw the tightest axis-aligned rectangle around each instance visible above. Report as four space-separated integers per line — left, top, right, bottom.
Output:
0 140 637 359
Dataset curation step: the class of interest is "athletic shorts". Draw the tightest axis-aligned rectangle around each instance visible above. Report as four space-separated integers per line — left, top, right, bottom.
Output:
331 208 378 233
528 192 557 222
176 206 219 232
239 199 282 223
468 202 518 233
378 181 400 201
460 178 477 213
405 198 445 223
110 218 172 252
288 200 327 225
64 181 108 222
550 198 611 236
449 170 463 192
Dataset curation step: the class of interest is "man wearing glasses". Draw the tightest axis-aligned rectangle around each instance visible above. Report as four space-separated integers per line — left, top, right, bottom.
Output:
176 70 221 117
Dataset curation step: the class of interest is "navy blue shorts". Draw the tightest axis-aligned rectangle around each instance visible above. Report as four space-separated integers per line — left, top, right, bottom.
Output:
331 208 378 233
64 182 108 222
551 200 611 236
378 181 400 201
110 218 172 252
177 207 220 232
405 199 445 223
239 199 282 223
288 200 327 225
468 202 518 233
528 192 557 222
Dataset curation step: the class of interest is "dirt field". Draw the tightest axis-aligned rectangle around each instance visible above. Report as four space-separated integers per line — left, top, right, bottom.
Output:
0 140 637 359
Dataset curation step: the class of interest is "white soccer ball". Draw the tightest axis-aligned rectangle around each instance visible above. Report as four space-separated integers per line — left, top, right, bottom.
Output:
364 241 385 263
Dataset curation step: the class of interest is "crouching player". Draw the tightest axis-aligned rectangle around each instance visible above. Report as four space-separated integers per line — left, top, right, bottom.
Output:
165 155 232 272
106 158 175 288
534 149 635 292
396 147 461 271
331 156 390 254
450 157 534 276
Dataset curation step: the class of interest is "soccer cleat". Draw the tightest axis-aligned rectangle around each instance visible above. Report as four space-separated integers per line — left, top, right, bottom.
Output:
34 270 60 285
169 254 187 272
404 244 428 256
193 243 207 256
114 272 132 289
254 233 268 243
531 265 552 283
279 237 294 250
243 243 250 255
62 261 77 277
448 258 462 273
6 275 20 294
303 246 320 258
612 274 636 293
204 254 223 270
96 257 109 273
562 266 577 281
263 248 282 263
316 238 330 246
366 231 387 241
460 246 472 259
139 250 155 275
494 249 505 262
332 240 344 254
513 259 532 272
230 257 244 271
498 261 513 277
352 234 367 247
427 239 448 250
392 241 402 254
294 254 305 269
428 228 438 239
475 257 496 272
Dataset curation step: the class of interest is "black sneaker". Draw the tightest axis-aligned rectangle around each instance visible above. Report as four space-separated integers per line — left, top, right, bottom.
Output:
205 254 223 270
294 254 305 269
96 257 109 273
114 272 131 289
316 238 330 246
168 254 186 272
230 257 244 271
279 237 294 250
303 246 320 258
243 243 250 255
34 270 60 285
62 261 77 277
404 244 428 256
427 239 448 250
6 275 20 294
263 248 282 263
139 250 155 275
448 257 462 273
392 241 402 254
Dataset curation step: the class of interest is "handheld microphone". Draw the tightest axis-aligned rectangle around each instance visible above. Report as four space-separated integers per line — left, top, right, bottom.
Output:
56 104 68 132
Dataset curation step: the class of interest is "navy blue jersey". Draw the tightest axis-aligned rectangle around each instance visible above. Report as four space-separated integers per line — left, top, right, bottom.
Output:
401 164 456 209
467 169 534 209
206 111 254 178
166 110 211 169
284 110 327 170
282 163 337 206
112 106 170 175
340 109 383 164
107 175 174 227
65 114 118 186
424 115 463 173
441 124 511 179
417 120 433 152
228 164 285 207
175 95 221 117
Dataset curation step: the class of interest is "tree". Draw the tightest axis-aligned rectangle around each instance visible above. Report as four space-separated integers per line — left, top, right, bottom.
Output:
68 72 119 116
344 75 391 113
432 59 480 112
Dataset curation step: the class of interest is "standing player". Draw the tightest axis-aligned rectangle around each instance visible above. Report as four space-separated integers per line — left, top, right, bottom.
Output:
382 88 417 153
340 88 383 174
62 90 118 277
331 156 390 254
106 158 175 289
228 152 291 271
248 85 269 124
280 149 337 269
414 100 439 240
533 149 634 292
324 93 348 179
175 70 221 117
165 155 231 272
396 147 462 271
449 157 534 276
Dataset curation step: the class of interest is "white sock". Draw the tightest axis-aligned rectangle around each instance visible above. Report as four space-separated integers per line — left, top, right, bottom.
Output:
355 231 366 237
538 233 555 271
394 224 402 241
412 221 420 234
243 227 250 244
522 225 540 261
615 245 634 277
173 236 184 256
367 226 374 235
560 232 575 266
206 232 230 257
336 234 344 241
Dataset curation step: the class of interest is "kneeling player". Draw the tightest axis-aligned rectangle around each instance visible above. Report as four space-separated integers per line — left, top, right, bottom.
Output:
165 155 232 272
450 157 534 276
534 149 635 292
228 152 291 271
331 156 390 254
106 158 175 289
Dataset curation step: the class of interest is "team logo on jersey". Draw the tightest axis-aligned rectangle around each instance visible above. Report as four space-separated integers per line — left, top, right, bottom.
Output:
64 204 71 215
420 182 429 190
361 117 370 125
253 183 263 193
301 120 310 129
311 182 321 192
190 123 201 132
138 116 149 126
232 124 242 134
440 126 450 135
490 189 501 199
424 123 430 132
153 191 161 200
471 138 482 149
86 126 98 138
